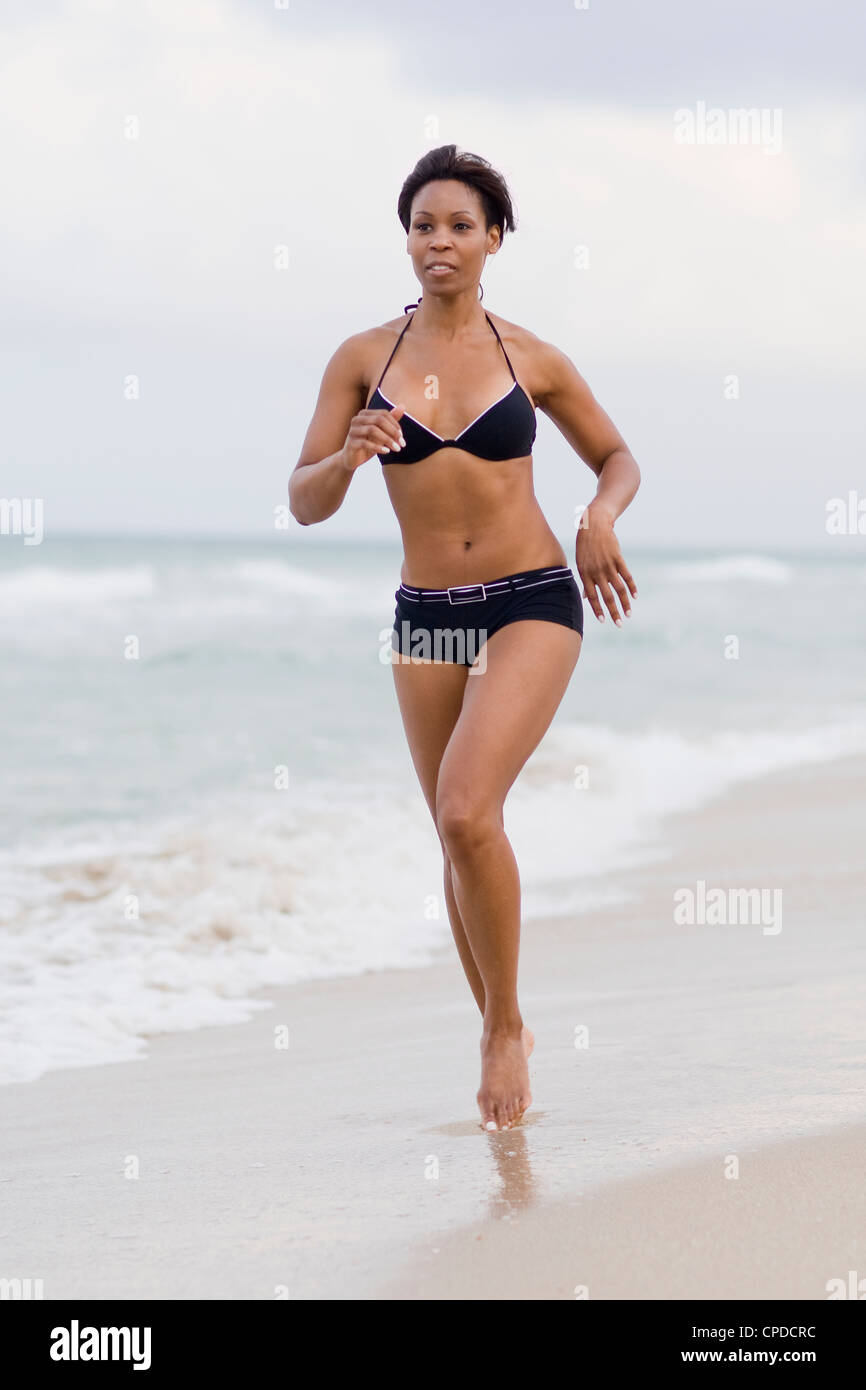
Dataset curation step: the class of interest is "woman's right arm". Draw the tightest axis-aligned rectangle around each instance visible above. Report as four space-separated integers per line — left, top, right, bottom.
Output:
289 333 405 525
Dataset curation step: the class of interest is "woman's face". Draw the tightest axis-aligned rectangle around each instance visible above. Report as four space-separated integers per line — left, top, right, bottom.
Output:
407 179 500 295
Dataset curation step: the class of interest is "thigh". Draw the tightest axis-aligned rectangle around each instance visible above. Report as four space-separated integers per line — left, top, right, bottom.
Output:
392 656 469 824
438 620 582 809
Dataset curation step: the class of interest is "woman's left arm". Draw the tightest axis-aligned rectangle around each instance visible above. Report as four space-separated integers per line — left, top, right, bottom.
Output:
535 340 641 626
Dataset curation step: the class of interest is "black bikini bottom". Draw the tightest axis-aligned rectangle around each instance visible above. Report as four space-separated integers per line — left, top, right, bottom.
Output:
392 565 584 668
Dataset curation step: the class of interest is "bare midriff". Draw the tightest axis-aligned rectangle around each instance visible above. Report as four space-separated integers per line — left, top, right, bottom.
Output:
383 449 569 588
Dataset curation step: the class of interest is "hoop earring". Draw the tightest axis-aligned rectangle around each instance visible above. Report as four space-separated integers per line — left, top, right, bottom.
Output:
478 283 484 301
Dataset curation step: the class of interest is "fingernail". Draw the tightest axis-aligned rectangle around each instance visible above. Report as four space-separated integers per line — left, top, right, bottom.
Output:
398 436 407 447
485 1121 497 1132
614 618 622 627
625 610 632 618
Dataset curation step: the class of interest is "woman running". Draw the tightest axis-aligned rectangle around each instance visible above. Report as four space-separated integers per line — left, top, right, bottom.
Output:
290 144 640 1132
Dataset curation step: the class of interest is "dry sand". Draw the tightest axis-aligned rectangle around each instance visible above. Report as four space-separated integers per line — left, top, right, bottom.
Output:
377 1121 866 1300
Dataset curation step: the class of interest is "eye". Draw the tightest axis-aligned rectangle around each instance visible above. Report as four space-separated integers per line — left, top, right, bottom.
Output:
413 221 471 232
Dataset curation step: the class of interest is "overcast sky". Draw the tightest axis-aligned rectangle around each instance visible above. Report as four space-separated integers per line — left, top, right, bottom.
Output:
2 0 864 550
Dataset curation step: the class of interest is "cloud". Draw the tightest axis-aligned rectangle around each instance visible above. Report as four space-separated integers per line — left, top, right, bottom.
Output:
2 0 863 539
2 0 862 374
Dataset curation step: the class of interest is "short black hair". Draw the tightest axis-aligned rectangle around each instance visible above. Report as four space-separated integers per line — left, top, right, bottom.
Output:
397 144 517 244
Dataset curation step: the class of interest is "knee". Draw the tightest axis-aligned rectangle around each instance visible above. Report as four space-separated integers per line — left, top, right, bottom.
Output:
436 788 501 858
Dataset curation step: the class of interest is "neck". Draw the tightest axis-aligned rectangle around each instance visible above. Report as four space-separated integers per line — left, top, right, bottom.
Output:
412 288 486 338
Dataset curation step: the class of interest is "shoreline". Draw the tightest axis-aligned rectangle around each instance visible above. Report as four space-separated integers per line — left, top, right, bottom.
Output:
376 1119 866 1300
2 752 864 1298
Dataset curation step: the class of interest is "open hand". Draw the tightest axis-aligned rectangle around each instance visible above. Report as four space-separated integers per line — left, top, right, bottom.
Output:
576 502 637 625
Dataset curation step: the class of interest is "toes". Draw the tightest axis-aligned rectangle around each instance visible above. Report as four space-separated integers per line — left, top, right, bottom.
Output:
478 1094 498 1131
478 1073 533 1133
513 1093 531 1124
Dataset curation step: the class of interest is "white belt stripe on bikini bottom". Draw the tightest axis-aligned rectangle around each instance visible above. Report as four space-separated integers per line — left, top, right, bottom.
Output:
398 566 573 603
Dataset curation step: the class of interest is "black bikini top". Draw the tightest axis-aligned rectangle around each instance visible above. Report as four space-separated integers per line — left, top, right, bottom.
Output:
366 304 536 465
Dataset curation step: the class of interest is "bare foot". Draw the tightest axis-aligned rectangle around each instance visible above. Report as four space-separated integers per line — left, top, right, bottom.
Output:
478 1028 533 1132
522 1025 535 1059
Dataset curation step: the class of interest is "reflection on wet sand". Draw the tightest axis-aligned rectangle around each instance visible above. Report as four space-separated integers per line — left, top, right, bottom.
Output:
483 1124 540 1216
426 1112 543 1215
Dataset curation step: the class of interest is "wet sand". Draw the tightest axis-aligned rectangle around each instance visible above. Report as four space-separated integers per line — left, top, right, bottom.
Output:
2 756 864 1299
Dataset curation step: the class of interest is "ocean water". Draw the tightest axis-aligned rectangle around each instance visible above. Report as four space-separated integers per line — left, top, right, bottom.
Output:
2 536 864 1085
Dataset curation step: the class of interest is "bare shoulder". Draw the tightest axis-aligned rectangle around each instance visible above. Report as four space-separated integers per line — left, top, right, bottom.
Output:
297 316 412 469
301 317 405 425
340 314 413 392
483 311 571 409
321 320 388 374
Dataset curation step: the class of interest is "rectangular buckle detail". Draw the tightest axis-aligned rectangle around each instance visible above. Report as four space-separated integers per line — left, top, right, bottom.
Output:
447 583 486 605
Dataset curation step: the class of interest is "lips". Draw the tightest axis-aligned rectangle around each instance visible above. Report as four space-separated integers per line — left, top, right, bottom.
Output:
426 263 456 271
